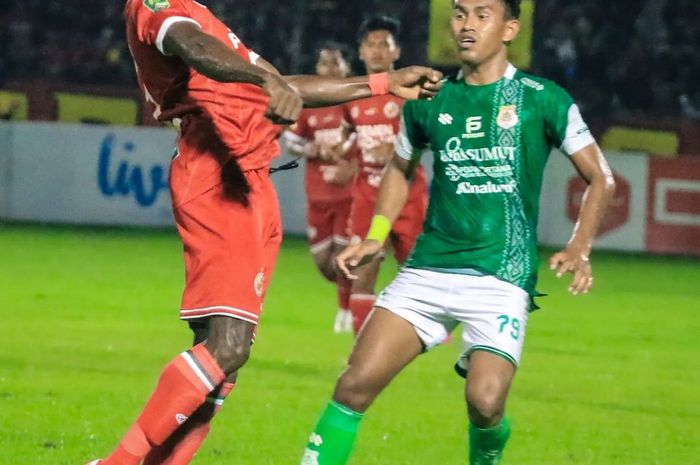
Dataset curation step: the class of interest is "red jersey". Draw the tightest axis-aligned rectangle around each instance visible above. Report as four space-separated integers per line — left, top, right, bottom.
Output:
124 0 280 174
288 106 353 203
344 95 427 202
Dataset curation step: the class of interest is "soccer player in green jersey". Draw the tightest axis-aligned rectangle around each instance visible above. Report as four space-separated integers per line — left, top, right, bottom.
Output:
299 0 616 464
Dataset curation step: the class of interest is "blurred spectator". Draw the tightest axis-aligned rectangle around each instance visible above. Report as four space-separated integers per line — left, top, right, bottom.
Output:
0 0 697 122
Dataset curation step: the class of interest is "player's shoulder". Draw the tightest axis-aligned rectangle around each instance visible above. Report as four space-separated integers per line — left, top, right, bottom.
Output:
512 68 572 102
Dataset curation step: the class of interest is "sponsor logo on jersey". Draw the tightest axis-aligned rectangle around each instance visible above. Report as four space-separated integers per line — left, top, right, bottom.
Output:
364 107 378 116
254 272 265 297
520 77 544 91
463 116 485 139
322 114 336 124
355 124 395 151
314 127 343 146
438 113 453 125
496 105 519 130
440 139 516 163
446 163 514 181
143 0 170 12
456 180 517 195
383 101 400 119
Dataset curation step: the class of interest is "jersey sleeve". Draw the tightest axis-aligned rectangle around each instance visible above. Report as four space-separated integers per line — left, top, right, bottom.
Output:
131 0 201 55
395 100 429 161
542 83 596 156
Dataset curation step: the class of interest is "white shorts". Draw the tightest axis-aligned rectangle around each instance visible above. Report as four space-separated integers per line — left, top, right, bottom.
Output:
375 267 530 369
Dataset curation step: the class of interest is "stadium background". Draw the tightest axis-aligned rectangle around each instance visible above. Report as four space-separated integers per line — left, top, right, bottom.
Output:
0 0 698 464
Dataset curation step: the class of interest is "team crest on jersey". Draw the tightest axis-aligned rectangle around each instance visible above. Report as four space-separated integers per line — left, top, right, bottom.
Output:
350 106 360 120
308 115 319 128
496 105 519 130
143 0 170 12
383 101 400 119
254 272 265 297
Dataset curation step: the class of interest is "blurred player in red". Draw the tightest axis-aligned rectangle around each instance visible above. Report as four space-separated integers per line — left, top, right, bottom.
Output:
343 16 429 335
84 2 442 465
284 44 357 333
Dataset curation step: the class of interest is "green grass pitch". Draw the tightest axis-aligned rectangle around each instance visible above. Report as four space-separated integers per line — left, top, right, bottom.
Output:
0 223 698 465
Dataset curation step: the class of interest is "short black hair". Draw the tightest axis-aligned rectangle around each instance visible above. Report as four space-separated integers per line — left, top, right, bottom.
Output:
315 40 351 61
502 0 521 19
357 15 401 44
452 0 521 19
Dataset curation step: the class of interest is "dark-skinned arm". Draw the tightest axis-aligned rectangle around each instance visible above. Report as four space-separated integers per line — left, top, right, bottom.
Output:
550 143 616 294
163 22 303 123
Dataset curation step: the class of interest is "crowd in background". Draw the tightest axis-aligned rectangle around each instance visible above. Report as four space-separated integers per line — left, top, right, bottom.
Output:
1 0 698 120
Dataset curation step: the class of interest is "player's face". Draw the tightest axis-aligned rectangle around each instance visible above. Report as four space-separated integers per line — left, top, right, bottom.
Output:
315 49 350 78
359 30 401 74
450 0 520 66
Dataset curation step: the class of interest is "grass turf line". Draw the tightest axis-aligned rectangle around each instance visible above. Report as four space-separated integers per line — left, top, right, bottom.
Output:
0 224 698 465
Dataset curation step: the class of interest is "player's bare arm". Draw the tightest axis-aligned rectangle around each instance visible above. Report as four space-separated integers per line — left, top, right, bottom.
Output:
550 143 616 295
283 67 444 106
163 22 303 124
337 155 413 279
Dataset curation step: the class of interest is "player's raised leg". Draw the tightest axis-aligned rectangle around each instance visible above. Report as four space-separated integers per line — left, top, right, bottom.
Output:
97 317 252 465
465 351 515 465
300 308 423 465
142 323 236 465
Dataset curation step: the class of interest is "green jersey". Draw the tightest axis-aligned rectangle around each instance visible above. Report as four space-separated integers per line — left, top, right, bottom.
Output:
396 64 595 296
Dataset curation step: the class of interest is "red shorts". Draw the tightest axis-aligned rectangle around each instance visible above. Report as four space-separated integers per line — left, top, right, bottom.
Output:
172 168 282 325
306 197 352 254
348 193 427 264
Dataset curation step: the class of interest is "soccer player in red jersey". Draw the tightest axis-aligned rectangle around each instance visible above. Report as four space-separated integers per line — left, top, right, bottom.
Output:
342 16 429 335
85 2 442 465
284 44 357 334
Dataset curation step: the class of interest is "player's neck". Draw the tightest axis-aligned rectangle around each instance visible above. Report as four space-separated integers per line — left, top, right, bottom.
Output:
461 52 509 86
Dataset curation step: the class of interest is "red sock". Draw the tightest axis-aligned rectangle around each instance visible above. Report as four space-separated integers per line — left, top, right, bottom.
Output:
349 293 375 335
336 278 352 311
142 382 235 465
102 344 225 465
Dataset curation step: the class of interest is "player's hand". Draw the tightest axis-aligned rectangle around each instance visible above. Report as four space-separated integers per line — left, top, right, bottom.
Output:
262 72 303 124
318 142 345 162
388 66 443 100
336 240 384 279
328 159 356 185
303 141 320 159
549 247 593 295
366 142 395 165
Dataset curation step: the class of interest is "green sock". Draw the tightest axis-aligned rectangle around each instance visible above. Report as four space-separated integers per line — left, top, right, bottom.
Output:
300 401 364 465
469 416 511 465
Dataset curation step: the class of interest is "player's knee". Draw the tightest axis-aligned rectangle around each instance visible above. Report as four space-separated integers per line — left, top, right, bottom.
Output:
333 369 376 413
467 382 506 426
212 341 251 375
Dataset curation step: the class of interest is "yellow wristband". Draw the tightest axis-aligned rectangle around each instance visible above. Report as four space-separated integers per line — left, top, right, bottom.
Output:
366 215 392 243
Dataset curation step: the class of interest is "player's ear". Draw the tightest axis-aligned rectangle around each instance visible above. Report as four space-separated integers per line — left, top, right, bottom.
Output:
503 18 520 43
393 45 402 61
